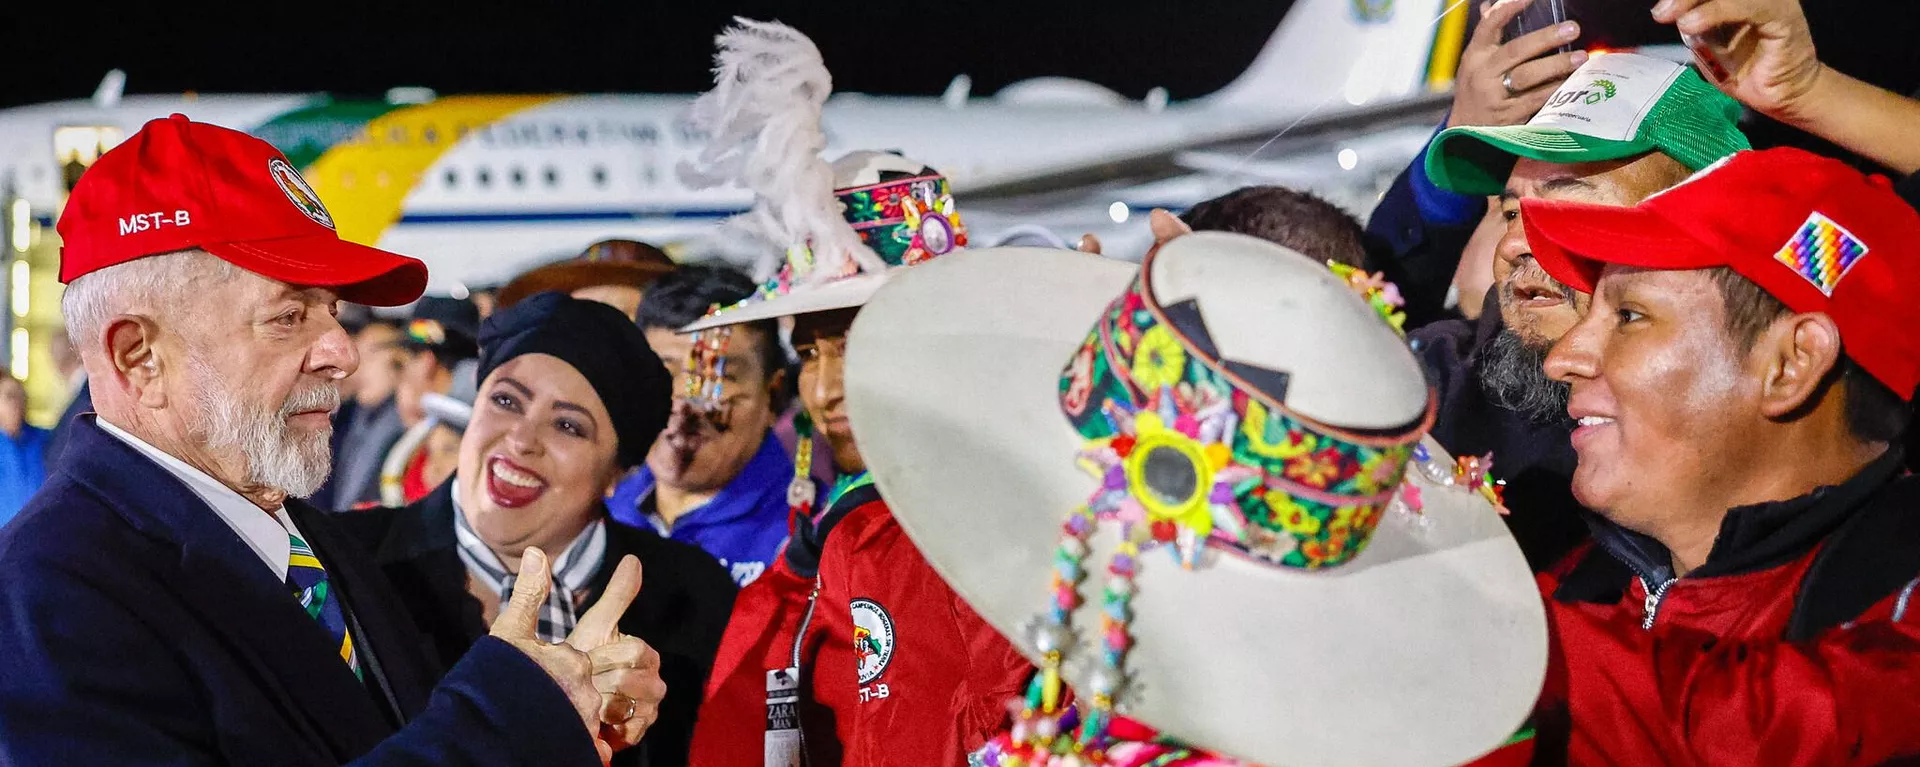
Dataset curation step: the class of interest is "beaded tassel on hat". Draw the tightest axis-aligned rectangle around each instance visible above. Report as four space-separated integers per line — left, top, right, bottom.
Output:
789 410 818 519
683 303 736 428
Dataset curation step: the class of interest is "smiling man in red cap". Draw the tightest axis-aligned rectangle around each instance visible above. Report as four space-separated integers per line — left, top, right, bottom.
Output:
0 115 663 766
1517 147 1920 765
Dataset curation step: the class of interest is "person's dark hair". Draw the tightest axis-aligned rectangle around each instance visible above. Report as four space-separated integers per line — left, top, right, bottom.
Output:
1710 267 1909 443
636 264 794 413
1180 186 1366 267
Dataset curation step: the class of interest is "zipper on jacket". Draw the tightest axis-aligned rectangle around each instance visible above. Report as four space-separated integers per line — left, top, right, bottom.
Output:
1639 576 1678 630
792 578 821 669
781 577 823 766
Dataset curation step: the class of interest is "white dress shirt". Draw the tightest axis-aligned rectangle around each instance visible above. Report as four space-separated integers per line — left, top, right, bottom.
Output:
97 418 302 581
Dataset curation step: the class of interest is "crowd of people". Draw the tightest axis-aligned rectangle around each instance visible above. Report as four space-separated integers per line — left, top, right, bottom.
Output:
1 0 1919 765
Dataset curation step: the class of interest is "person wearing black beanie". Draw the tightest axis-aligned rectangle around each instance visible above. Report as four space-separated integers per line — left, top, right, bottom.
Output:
335 292 739 767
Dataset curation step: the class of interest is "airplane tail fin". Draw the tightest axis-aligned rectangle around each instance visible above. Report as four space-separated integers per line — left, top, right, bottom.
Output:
1203 0 1466 113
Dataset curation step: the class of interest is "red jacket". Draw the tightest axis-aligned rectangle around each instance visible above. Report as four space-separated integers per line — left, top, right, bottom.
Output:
815 500 1032 767
689 492 863 767
1533 450 1920 766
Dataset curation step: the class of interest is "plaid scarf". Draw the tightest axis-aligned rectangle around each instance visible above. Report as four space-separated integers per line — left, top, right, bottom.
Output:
452 487 608 644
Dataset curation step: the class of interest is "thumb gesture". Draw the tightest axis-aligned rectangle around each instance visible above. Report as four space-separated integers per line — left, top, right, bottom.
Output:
567 555 642 652
490 547 553 641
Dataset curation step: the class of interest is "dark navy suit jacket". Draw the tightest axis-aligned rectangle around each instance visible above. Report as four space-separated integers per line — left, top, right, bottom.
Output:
0 418 598 766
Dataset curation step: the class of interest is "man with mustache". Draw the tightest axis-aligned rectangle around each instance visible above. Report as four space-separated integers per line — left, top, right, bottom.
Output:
0 116 660 766
1412 52 1750 568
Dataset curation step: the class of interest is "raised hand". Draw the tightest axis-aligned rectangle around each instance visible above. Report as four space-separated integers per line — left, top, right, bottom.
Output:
1652 0 1821 121
1448 0 1589 129
566 555 666 753
489 548 611 762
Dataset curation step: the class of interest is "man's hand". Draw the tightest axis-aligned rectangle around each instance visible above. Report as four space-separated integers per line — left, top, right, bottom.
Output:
1148 209 1191 247
1448 0 1588 129
566 555 666 754
490 549 663 764
1653 0 1822 122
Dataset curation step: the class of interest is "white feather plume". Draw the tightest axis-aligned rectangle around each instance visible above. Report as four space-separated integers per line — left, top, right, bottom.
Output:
677 18 886 283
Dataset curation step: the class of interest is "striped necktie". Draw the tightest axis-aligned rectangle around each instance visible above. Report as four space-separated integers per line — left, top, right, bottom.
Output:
287 531 361 680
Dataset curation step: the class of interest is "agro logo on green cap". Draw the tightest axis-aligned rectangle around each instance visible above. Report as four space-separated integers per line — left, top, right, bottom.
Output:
1424 53 1753 196
1544 78 1618 110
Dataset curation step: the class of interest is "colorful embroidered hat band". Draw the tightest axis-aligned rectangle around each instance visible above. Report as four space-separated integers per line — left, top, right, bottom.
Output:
1060 264 1431 570
836 173 969 267
984 252 1436 767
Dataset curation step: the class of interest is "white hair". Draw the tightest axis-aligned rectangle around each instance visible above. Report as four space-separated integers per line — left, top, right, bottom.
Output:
62 249 337 497
62 249 238 351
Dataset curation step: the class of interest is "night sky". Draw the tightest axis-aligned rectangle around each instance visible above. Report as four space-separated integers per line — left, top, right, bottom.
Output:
4 1 1915 131
4 1 1296 108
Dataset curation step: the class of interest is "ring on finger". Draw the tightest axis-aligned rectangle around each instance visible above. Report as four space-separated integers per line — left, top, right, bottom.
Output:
605 692 638 724
1501 71 1520 97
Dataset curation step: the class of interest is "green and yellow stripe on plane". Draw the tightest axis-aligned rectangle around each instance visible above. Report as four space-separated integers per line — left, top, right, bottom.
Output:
252 95 560 246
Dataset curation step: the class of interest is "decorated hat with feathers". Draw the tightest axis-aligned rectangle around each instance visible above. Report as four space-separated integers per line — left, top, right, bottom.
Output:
679 18 967 332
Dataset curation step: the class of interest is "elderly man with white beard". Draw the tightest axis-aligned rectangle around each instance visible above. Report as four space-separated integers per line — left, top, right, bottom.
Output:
0 115 665 767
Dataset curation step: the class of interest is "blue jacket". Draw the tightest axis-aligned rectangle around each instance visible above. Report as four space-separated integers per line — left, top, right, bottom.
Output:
1363 124 1486 330
0 425 48 528
0 418 598 766
608 430 800 586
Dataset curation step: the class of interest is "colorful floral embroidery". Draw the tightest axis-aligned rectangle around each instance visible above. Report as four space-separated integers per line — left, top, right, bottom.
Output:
1130 326 1188 395
1059 270 1424 571
835 174 969 266
997 254 1433 766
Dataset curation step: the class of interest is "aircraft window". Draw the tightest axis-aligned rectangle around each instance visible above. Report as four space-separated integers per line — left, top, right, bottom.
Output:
510 167 526 187
388 126 407 144
592 166 608 187
643 165 658 186
424 126 440 145
53 126 124 192
544 167 559 187
443 169 458 188
477 168 492 188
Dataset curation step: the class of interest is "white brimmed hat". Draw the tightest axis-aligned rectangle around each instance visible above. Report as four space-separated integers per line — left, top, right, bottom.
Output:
843 235 1547 767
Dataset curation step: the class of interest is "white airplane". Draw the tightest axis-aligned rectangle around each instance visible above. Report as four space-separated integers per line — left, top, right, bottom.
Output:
0 0 1468 291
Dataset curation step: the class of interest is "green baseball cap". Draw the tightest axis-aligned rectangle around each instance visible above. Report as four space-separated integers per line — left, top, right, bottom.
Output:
1425 52 1751 196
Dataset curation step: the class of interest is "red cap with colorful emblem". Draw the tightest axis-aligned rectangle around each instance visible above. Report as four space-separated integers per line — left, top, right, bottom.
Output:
55 114 427 306
1522 147 1920 399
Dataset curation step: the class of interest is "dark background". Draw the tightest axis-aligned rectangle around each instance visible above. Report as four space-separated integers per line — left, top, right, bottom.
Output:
3 0 1915 110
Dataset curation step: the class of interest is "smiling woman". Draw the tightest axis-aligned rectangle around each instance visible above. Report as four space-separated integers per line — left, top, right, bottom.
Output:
335 292 739 767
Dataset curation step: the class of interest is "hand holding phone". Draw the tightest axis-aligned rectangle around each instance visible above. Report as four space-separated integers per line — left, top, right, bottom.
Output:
1503 0 1573 55
1448 0 1589 129
1653 0 1820 119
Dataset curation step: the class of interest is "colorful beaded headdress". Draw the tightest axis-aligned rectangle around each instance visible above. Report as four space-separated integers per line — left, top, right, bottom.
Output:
676 19 968 327
983 252 1459 766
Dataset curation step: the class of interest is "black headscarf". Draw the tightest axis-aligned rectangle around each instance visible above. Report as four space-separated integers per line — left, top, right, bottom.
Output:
477 291 670 468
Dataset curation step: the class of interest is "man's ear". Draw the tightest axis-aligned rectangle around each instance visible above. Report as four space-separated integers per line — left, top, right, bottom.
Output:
104 315 168 408
1757 312 1844 420
765 366 791 410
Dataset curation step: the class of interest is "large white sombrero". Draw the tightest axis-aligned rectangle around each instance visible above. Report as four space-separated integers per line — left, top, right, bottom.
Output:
844 235 1547 767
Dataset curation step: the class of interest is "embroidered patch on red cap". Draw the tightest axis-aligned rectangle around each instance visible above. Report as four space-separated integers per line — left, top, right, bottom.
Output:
268 158 335 230
1773 212 1867 296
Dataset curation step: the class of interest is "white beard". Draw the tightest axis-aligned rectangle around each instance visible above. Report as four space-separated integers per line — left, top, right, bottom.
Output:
187 354 339 498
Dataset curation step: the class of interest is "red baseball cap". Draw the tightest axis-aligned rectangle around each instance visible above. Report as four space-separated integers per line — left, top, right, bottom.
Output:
1521 147 1920 399
56 114 427 306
